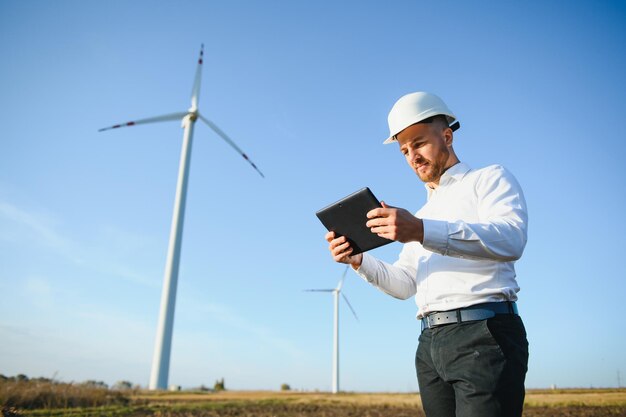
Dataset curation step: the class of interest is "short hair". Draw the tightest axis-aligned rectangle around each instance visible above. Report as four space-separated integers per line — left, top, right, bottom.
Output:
420 115 450 131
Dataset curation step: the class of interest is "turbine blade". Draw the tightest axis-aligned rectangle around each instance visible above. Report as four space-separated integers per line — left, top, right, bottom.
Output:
98 112 187 132
198 113 265 178
342 293 359 322
304 289 334 292
190 44 204 111
336 265 349 291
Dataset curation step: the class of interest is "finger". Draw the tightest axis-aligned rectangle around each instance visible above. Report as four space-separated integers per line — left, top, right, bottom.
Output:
329 235 347 248
366 217 387 228
370 224 396 240
335 248 353 263
372 229 391 240
325 231 336 242
376 229 398 242
370 225 387 236
381 200 398 209
333 244 354 262
328 236 345 253
328 235 347 250
367 207 386 219
367 215 395 228
332 240 352 255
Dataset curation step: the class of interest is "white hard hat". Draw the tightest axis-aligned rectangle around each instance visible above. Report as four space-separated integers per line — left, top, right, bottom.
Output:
383 92 460 144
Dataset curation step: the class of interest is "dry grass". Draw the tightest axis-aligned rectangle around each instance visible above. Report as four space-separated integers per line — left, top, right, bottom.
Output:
134 390 424 409
0 379 130 410
525 389 626 407
3 380 626 417
134 388 626 407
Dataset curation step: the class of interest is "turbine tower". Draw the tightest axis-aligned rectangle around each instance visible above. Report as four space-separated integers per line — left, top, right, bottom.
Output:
99 45 263 390
305 265 358 394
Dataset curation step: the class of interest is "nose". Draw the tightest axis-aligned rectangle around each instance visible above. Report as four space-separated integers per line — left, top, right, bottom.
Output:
407 148 423 164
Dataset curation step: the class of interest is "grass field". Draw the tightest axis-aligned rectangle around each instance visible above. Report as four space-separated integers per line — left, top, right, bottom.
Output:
2 382 625 417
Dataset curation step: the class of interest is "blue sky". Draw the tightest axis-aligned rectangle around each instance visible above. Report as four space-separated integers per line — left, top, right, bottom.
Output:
1 0 625 391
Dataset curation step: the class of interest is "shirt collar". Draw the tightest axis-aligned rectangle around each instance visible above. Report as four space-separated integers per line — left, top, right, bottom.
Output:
425 162 472 194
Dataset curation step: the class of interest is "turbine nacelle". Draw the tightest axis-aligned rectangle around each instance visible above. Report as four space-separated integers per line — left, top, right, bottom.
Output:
304 265 358 320
98 45 263 178
182 111 198 128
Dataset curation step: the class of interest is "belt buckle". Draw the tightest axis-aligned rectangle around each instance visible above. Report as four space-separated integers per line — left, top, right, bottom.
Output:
423 311 458 329
421 315 434 331
426 313 441 328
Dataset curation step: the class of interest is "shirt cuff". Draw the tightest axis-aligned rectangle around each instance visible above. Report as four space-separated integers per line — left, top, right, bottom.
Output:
355 253 377 283
421 218 449 255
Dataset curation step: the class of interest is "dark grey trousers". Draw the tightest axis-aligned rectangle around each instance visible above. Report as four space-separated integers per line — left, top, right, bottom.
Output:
416 315 528 417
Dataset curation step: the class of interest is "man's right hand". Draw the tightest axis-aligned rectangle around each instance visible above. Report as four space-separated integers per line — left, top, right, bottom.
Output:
325 231 363 269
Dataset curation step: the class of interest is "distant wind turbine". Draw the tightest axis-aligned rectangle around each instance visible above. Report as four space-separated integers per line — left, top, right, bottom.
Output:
305 265 359 394
99 45 264 391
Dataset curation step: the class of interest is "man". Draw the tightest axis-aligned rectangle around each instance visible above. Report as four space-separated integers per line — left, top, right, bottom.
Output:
325 92 529 417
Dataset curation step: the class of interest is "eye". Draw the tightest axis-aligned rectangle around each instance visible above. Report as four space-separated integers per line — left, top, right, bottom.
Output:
413 140 426 150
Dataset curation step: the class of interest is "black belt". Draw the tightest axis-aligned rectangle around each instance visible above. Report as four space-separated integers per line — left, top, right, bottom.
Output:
421 301 518 331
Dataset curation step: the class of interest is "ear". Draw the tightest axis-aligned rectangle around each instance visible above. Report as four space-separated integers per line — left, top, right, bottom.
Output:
443 127 454 148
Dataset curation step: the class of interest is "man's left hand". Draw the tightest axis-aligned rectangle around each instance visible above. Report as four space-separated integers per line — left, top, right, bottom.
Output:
366 202 424 243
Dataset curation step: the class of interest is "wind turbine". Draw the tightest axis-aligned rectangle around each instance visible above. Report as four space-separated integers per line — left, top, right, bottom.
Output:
99 45 264 390
305 265 359 394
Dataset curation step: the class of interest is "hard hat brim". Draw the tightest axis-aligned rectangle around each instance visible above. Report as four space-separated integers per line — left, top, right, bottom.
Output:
382 120 460 145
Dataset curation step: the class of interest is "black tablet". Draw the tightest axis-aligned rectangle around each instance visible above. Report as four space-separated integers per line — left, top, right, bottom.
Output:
316 187 392 255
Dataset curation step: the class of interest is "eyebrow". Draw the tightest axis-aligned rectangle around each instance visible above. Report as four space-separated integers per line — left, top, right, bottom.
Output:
400 135 426 149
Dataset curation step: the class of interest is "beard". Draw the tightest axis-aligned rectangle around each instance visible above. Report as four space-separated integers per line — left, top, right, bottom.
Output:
413 148 450 184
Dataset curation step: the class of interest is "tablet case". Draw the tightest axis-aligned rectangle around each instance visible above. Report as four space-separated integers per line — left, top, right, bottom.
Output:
316 187 392 255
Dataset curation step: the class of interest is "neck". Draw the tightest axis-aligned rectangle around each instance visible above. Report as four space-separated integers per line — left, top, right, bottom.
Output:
427 155 460 189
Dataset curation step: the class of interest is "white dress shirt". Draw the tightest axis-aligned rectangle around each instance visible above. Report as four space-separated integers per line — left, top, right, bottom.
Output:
355 163 528 319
